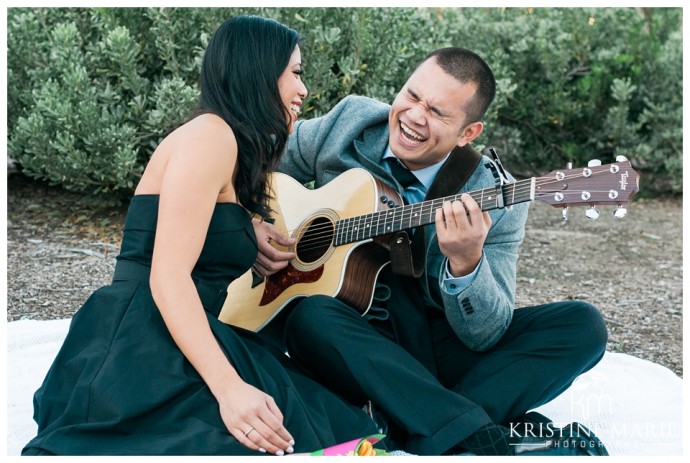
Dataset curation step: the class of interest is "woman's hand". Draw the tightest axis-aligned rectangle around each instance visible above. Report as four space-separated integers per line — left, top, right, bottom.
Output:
218 379 295 455
251 218 295 276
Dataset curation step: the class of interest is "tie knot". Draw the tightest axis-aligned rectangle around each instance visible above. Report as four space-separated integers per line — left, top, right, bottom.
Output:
387 158 418 188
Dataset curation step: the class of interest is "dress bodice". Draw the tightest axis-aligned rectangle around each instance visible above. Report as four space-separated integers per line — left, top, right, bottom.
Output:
116 195 258 290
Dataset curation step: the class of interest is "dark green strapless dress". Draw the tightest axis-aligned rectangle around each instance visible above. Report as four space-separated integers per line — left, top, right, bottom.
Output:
22 195 377 455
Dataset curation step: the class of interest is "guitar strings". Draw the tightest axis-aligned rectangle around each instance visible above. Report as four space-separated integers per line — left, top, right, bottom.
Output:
291 192 607 253
282 168 621 252
290 171 616 252
292 186 611 252
293 179 534 244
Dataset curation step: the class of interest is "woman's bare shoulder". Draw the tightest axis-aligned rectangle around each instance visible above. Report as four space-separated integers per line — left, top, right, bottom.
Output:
155 113 237 163
173 113 235 143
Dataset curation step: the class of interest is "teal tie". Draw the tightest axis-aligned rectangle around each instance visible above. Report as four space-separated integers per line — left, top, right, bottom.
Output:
387 158 418 188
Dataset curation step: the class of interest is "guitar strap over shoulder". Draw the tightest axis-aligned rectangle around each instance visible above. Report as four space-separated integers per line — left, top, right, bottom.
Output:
389 144 483 278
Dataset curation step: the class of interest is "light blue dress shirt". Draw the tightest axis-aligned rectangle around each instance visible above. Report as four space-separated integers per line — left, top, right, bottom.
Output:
382 146 481 294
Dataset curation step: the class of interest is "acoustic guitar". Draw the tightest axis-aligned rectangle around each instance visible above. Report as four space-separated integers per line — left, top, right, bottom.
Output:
218 158 639 331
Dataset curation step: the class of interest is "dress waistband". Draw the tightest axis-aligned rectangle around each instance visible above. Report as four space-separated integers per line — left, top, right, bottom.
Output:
112 260 228 318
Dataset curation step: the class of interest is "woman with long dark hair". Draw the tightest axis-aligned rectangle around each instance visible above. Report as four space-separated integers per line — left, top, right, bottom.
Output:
22 15 378 456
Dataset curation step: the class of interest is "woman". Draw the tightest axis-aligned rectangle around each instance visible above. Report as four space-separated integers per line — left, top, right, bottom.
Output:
22 15 378 456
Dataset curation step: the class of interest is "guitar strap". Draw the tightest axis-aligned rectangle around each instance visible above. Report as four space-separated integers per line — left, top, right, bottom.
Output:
389 144 483 278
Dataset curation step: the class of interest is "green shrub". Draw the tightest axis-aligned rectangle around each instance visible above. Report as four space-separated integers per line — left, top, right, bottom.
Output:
7 7 682 203
6 7 236 201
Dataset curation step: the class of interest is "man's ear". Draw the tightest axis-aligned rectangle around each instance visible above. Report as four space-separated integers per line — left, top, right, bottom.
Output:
456 121 484 147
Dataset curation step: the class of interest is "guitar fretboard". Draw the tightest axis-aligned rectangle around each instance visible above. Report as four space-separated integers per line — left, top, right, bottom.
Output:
334 178 535 246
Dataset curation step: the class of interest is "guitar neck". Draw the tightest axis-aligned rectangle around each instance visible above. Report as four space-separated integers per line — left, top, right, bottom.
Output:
334 178 535 246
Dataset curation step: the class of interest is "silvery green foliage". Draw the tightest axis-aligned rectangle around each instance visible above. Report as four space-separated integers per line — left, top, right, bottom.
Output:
9 19 143 198
7 7 682 203
7 7 225 201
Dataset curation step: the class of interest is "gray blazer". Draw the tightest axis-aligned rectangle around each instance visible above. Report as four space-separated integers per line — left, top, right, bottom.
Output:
277 95 529 351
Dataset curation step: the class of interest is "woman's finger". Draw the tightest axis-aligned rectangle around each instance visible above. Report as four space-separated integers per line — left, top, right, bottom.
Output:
244 419 293 456
264 396 294 445
231 425 266 454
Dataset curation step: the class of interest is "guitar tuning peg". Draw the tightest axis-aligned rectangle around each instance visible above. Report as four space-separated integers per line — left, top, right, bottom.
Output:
613 205 627 219
562 207 568 224
585 206 600 220
587 159 602 167
615 155 628 162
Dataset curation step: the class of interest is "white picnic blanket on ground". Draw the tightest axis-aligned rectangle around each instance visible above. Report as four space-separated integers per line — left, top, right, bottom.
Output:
4 318 684 456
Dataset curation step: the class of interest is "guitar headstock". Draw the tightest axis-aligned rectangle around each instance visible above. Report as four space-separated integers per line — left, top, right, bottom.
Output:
534 156 639 219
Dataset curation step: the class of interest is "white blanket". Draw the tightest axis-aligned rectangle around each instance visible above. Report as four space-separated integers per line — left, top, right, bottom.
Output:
4 319 684 456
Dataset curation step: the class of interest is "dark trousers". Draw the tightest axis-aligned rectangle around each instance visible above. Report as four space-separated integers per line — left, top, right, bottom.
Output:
284 280 607 455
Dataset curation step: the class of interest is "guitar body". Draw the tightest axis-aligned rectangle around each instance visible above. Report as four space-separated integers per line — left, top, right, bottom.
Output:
218 168 400 331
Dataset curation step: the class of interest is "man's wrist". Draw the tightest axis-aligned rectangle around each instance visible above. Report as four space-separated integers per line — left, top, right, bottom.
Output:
448 254 482 277
443 254 482 294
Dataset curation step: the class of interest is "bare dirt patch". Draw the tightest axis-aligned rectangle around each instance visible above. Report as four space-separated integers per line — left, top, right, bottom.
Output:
515 197 682 377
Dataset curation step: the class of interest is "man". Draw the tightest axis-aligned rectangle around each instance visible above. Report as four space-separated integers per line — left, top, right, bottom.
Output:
253 47 609 456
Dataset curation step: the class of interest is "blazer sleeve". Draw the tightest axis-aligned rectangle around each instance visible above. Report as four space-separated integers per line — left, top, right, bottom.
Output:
277 95 389 184
438 200 529 351
277 109 334 184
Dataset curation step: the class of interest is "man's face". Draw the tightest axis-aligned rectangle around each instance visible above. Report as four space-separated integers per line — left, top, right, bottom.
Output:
388 58 483 170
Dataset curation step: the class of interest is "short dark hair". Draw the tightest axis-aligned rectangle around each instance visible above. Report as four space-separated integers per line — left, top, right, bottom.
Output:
198 15 300 218
421 47 496 124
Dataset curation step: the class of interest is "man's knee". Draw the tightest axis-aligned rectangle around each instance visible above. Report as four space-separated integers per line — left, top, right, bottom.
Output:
574 300 607 342
285 295 355 346
564 300 608 364
528 300 608 359
287 295 333 330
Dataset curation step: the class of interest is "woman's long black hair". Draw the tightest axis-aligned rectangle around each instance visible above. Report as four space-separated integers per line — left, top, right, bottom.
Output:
198 15 300 218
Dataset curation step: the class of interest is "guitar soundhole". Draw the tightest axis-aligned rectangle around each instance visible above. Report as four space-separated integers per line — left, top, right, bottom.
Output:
296 217 334 264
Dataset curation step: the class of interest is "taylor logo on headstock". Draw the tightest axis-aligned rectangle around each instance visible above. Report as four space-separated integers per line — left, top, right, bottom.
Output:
538 156 639 222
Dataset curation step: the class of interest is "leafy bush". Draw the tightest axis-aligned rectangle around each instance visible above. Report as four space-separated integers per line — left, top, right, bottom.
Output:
7 7 682 202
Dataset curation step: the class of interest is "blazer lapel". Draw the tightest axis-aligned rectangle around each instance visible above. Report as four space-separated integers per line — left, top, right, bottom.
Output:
353 122 390 178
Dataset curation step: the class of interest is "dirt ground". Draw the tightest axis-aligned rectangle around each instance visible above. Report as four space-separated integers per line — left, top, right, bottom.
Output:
5 173 683 377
